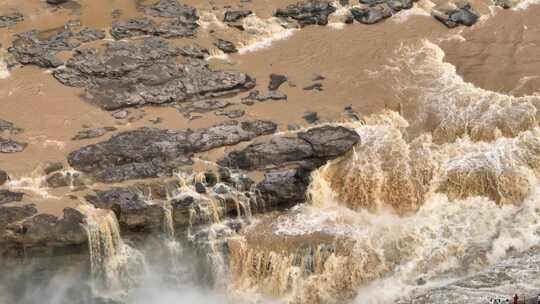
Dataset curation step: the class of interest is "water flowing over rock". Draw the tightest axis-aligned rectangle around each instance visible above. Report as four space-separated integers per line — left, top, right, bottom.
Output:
68 120 277 182
9 25 105 68
275 0 337 27
53 38 255 110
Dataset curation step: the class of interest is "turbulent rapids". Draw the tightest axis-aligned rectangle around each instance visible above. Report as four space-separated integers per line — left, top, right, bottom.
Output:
1 0 540 303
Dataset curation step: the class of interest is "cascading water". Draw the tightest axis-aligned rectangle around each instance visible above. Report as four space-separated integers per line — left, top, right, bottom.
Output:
77 204 146 298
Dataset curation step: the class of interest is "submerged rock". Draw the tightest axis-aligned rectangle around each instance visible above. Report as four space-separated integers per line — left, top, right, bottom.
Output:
0 12 24 28
180 44 210 59
219 125 360 171
0 138 27 153
68 120 277 182
110 17 198 39
0 119 23 135
431 2 479 28
214 39 238 53
53 38 255 110
0 190 25 205
0 170 8 186
9 25 105 68
268 74 288 91
72 127 116 140
275 0 337 27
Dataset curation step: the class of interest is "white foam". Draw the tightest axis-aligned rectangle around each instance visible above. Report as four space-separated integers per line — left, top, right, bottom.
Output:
238 16 297 54
0 60 10 79
513 0 540 10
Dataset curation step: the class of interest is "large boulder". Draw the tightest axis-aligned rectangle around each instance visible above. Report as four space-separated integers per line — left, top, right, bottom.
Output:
275 0 337 27
255 167 312 210
68 120 277 182
9 25 105 68
86 188 165 232
2 208 87 247
431 2 479 28
53 38 255 110
219 125 360 170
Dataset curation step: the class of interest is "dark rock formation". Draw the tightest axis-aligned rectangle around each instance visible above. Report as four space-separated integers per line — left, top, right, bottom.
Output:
275 0 337 27
0 170 8 186
431 2 479 28
214 39 238 53
0 205 37 231
86 188 165 232
145 0 199 22
255 167 312 209
303 111 319 123
1 208 87 247
46 0 69 4
350 5 393 24
174 100 231 116
0 119 23 135
241 90 287 104
53 38 255 110
0 12 24 28
0 138 27 153
219 125 359 171
9 25 105 68
268 74 288 91
180 44 210 59
0 190 24 205
68 120 277 182
72 127 116 140
224 10 253 22
303 83 323 91
43 162 64 175
493 0 512 8
110 17 198 40
45 171 85 188
215 109 245 119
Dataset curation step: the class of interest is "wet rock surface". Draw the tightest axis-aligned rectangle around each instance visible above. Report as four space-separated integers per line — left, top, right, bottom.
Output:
431 2 479 28
0 190 25 205
0 12 24 28
144 0 199 21
219 125 360 170
0 170 8 186
255 167 312 209
53 38 255 110
72 127 116 140
86 188 165 232
179 44 210 59
1 208 87 248
0 138 27 153
224 10 253 22
0 119 23 135
214 38 238 53
68 120 277 182
9 25 105 68
110 17 198 39
275 0 337 27
268 74 288 91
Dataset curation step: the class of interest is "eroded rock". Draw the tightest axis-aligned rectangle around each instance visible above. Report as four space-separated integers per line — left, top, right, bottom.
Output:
275 0 337 27
110 17 198 40
0 190 24 205
224 10 252 22
53 38 255 110
72 127 116 140
214 39 238 54
219 125 359 170
0 12 23 28
9 25 105 68
0 138 27 153
68 120 277 182
431 2 479 28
